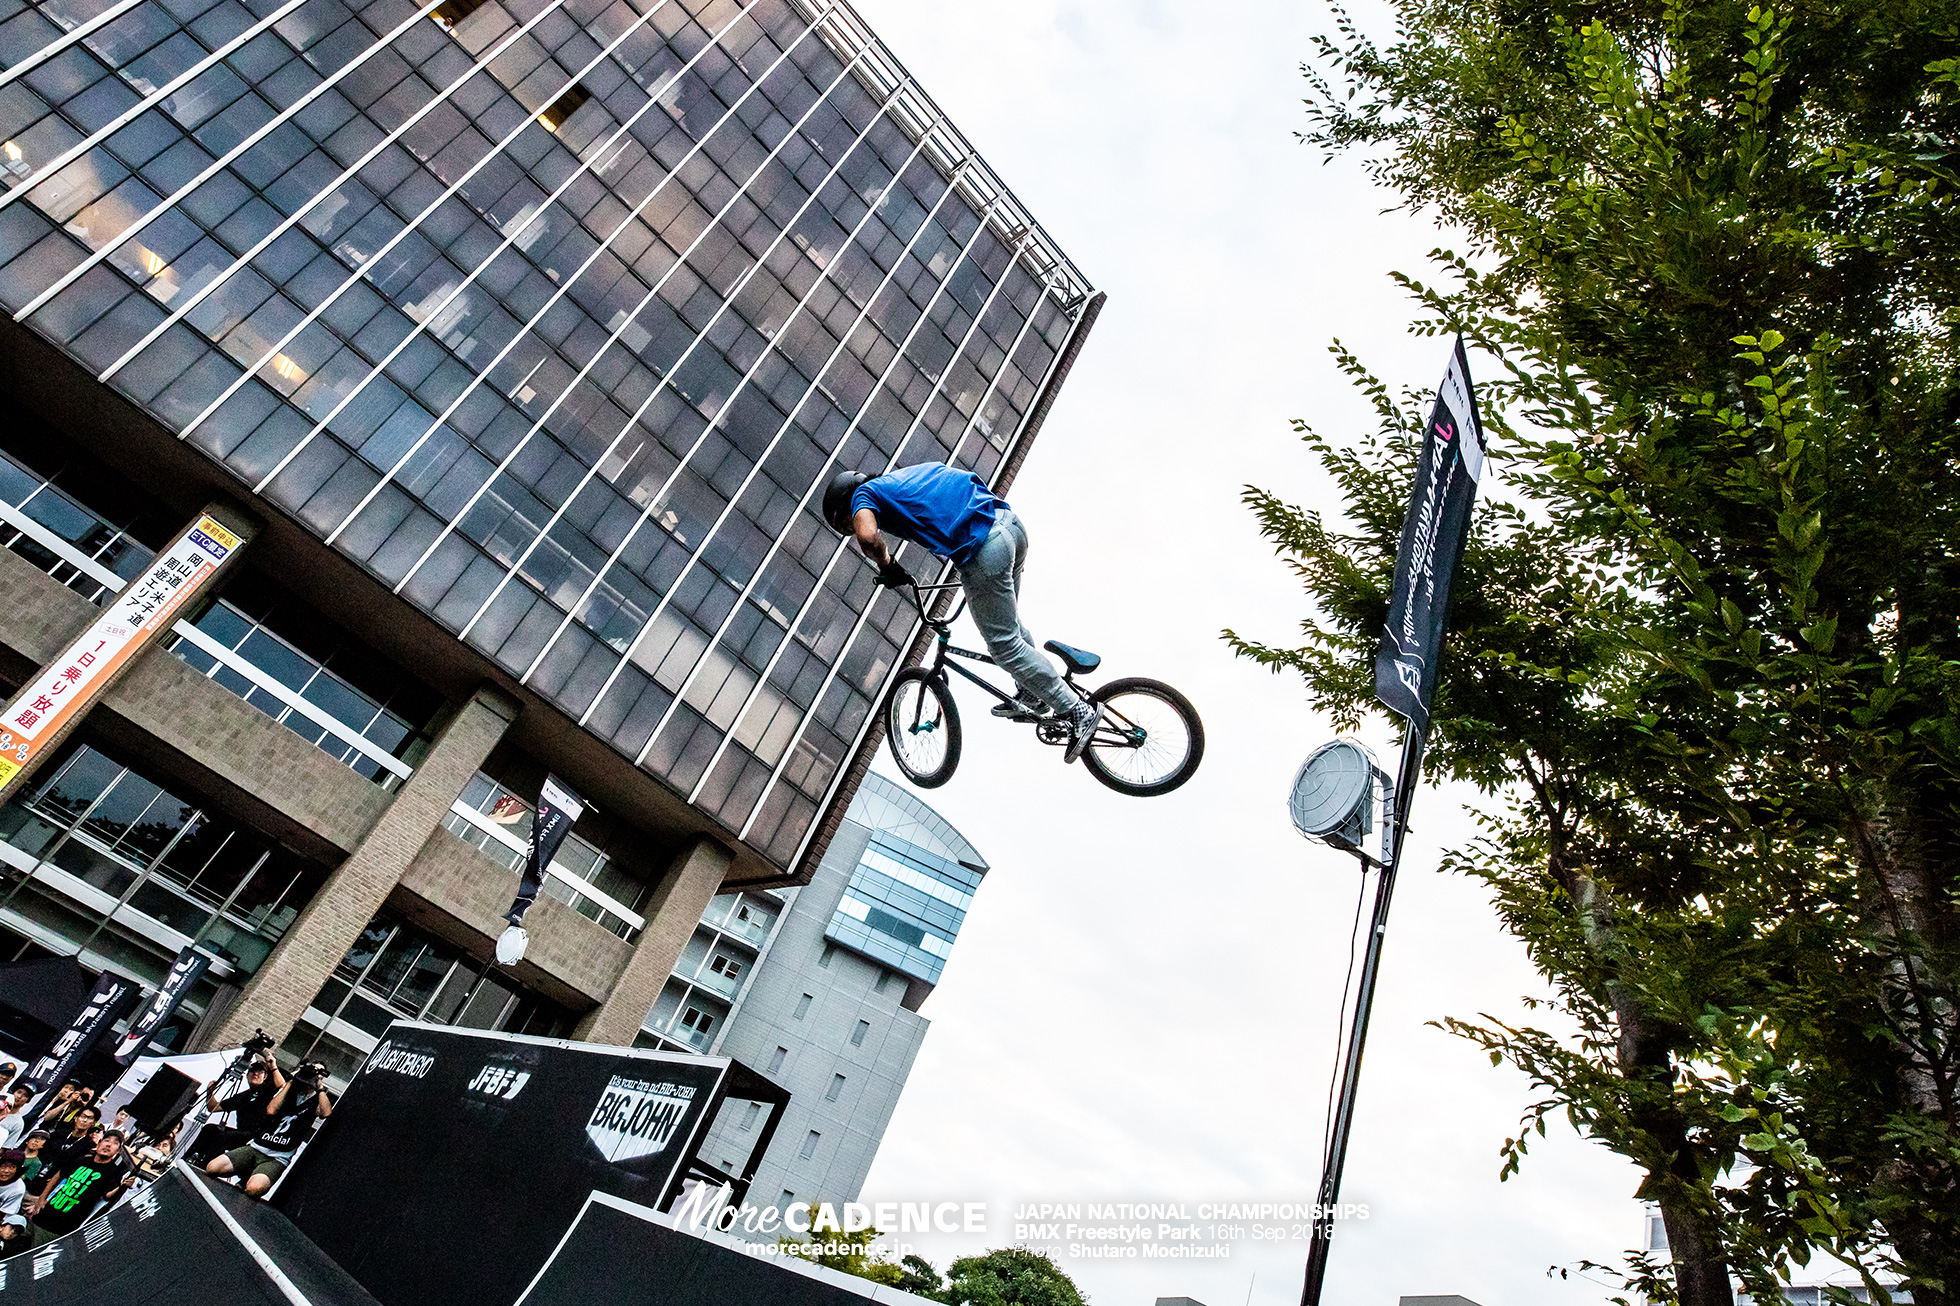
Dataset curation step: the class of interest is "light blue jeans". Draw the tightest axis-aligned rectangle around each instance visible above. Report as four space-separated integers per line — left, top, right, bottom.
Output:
957 510 1080 716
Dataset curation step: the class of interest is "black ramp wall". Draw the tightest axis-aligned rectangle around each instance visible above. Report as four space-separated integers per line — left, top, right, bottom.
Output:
273 1024 733 1306
0 1165 382 1306
519 1193 933 1306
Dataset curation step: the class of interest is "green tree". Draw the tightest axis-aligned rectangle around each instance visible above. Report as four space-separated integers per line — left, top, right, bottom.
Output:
928 1248 1087 1306
898 1254 945 1297
1230 0 1960 1300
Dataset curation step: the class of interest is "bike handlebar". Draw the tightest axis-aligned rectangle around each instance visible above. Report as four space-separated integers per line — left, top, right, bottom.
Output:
896 575 964 628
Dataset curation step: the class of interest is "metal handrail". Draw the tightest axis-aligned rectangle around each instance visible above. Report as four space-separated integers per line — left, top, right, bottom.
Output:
443 799 647 931
0 498 130 594
170 622 416 782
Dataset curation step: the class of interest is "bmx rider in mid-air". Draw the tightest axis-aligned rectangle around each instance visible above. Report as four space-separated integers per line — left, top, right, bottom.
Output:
823 463 1104 764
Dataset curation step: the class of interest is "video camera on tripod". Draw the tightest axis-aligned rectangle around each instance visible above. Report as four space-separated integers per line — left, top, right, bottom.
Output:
181 1030 281 1165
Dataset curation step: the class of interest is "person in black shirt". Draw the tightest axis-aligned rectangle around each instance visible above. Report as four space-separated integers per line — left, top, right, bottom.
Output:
193 1053 278 1164
205 1060 331 1197
43 1106 99 1178
27 1131 132 1246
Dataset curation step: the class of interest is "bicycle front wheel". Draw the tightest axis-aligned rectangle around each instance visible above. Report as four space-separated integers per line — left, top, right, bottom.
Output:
1082 677 1204 797
883 667 961 788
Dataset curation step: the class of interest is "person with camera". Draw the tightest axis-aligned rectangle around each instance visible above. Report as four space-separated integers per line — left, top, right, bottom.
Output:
194 1044 281 1164
204 1059 331 1197
30 1082 81 1131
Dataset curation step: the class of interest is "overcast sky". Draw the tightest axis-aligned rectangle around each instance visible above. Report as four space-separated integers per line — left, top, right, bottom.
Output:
831 2 1651 1304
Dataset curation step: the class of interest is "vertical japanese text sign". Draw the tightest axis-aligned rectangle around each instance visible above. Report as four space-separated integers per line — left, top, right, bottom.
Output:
0 506 254 802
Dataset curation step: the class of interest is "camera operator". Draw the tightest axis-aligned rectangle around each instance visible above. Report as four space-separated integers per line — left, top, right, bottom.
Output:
193 1044 280 1165
204 1058 331 1198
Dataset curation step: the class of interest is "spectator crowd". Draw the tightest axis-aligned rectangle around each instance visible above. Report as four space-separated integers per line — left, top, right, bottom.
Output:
0 1049 333 1256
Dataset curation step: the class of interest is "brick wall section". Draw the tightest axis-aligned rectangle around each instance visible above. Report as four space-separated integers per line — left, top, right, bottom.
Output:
0 545 387 853
394 824 630 1007
574 836 732 1046
201 686 520 1050
102 641 389 852
0 544 95 670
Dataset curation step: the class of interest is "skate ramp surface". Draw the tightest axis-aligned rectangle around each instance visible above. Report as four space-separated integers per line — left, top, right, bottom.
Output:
0 1163 381 1306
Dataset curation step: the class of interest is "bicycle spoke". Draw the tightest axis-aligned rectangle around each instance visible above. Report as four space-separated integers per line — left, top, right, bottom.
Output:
1086 688 1192 787
886 676 954 784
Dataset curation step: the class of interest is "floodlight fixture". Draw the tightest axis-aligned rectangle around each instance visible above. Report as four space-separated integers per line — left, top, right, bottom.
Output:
1288 738 1394 866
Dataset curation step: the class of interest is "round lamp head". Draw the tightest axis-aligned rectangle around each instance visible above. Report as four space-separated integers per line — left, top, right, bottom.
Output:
495 924 529 965
1289 739 1377 850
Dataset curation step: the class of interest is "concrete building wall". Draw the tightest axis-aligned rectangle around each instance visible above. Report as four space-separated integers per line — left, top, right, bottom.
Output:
662 774 985 1211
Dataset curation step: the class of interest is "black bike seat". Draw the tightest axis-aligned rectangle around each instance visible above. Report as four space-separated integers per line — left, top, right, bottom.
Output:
1044 639 1101 675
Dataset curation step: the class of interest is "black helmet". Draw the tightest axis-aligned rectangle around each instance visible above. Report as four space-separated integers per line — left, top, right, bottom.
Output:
822 470 870 534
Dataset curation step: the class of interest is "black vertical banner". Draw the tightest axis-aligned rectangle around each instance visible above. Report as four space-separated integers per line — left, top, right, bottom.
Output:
1374 336 1487 733
505 774 585 926
111 947 210 1065
20 970 141 1093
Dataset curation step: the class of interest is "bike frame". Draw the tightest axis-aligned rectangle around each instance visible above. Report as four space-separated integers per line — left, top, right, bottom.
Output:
885 577 1180 791
902 580 1078 713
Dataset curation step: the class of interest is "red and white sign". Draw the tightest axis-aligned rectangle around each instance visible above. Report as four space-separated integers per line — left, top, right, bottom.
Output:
0 513 242 790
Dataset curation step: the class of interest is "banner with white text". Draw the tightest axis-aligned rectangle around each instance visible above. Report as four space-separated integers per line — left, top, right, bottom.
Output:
1374 337 1487 733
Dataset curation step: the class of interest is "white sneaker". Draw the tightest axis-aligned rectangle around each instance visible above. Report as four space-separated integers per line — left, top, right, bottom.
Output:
1064 701 1103 764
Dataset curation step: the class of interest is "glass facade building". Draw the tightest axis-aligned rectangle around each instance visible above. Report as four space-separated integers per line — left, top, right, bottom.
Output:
0 0 1096 873
820 769 977 986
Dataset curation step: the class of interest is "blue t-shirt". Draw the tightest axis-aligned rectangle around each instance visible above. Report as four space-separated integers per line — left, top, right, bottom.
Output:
850 464 1005 566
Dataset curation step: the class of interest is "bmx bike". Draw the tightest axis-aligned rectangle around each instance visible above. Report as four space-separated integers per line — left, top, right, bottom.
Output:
881 579 1204 797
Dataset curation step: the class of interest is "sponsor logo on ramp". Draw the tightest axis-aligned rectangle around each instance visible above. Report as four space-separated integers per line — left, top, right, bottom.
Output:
586 1076 696 1163
366 1041 436 1078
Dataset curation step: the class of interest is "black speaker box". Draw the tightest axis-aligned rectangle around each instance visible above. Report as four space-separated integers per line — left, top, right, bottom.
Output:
125 1064 202 1136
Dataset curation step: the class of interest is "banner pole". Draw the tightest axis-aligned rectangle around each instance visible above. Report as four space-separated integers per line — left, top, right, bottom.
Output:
1301 727 1424 1306
1298 335 1482 1304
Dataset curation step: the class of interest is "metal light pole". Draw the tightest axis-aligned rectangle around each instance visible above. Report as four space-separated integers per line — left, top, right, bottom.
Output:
1288 336 1485 1304
1299 728 1424 1306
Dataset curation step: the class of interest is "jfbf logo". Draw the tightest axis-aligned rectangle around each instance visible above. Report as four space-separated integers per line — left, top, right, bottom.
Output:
467 1065 531 1100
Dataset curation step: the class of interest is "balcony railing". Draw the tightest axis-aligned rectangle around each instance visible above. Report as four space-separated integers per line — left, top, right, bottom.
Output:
444 774 646 939
0 456 152 604
167 618 416 786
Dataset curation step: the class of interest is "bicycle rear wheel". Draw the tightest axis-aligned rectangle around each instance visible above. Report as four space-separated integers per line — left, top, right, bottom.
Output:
1082 677 1204 797
883 667 961 788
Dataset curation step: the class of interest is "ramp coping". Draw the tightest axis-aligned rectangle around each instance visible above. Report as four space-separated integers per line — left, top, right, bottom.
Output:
177 1163 317 1306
